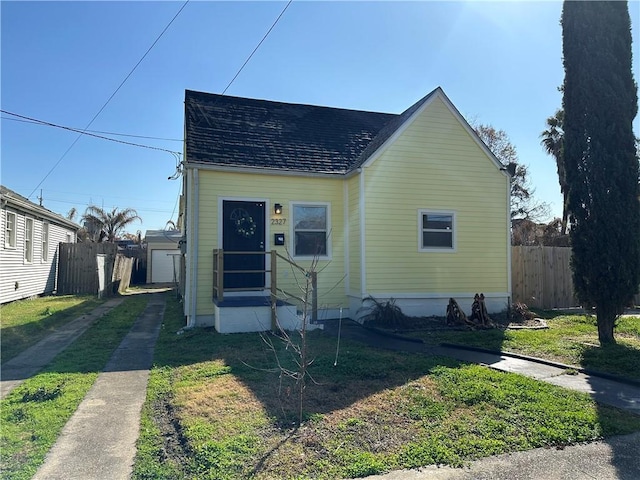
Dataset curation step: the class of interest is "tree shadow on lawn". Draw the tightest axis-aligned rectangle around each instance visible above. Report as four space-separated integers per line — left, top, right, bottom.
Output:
155 322 463 425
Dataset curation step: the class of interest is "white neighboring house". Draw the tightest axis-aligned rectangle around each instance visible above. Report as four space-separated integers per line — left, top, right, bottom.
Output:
1 185 79 304
145 230 182 284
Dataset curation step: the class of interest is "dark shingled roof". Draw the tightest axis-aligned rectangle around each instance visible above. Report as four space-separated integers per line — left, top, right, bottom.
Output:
184 89 438 175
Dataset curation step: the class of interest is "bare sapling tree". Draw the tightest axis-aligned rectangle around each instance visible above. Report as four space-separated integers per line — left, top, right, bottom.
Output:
256 249 322 426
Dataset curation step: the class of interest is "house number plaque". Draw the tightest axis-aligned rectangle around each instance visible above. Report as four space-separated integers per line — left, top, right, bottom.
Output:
271 218 287 225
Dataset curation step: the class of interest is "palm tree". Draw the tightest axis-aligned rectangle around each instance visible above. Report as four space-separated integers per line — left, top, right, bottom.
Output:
540 109 569 235
81 206 142 243
66 207 78 221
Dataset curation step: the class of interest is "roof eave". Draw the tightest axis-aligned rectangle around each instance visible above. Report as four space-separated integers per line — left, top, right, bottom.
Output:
183 160 349 178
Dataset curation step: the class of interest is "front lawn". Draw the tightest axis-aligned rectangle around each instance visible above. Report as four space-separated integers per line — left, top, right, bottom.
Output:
407 314 640 382
0 295 149 480
1 294 105 363
133 297 640 480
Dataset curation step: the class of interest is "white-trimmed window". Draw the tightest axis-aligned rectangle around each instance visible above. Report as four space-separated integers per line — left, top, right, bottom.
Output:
25 217 34 263
5 212 16 248
292 203 330 258
42 222 49 262
419 210 456 251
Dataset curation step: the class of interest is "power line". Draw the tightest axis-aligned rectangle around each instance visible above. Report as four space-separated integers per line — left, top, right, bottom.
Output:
220 0 293 96
1 110 182 155
2 115 183 142
27 0 190 199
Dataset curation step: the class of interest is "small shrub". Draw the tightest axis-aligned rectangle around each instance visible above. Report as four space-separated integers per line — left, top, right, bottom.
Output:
509 302 536 323
358 296 407 328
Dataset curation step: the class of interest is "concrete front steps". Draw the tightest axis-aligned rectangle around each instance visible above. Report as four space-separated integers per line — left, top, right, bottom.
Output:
213 295 323 334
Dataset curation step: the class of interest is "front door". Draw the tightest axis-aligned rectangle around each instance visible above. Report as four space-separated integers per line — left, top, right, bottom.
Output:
222 200 266 289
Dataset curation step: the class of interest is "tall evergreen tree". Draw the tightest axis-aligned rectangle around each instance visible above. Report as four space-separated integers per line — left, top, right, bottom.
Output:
561 1 639 344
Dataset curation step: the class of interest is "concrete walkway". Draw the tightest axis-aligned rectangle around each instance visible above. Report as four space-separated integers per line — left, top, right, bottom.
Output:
323 320 640 415
364 431 640 480
323 320 640 479
32 293 166 480
1 297 124 399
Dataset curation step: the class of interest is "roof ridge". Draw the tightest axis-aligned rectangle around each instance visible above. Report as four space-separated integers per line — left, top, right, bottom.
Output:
185 89 400 117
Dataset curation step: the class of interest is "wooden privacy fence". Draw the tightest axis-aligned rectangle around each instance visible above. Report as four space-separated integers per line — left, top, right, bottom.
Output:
57 243 133 297
511 246 577 309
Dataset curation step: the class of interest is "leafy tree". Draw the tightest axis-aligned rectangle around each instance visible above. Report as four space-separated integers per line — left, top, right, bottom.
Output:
474 123 549 220
81 206 142 243
562 1 639 344
540 109 569 235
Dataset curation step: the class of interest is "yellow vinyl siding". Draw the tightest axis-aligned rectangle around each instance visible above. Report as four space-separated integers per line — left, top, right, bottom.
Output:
194 170 346 315
363 96 509 294
347 175 361 294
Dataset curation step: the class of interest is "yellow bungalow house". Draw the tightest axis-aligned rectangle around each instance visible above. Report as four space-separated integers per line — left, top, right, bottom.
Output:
179 87 511 333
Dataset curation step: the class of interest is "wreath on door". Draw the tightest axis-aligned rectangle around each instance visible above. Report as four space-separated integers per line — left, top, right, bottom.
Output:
230 208 257 238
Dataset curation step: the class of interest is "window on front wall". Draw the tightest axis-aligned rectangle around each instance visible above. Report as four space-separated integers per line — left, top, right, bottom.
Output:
293 203 329 257
42 222 49 262
25 217 34 263
419 210 455 251
5 212 16 248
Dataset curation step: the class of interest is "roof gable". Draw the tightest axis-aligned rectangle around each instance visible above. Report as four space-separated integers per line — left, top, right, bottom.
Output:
183 87 506 176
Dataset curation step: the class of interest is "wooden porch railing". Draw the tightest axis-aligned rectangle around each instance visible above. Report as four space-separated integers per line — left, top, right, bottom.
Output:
212 249 318 329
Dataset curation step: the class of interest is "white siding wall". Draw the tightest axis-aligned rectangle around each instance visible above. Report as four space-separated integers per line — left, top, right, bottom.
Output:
1 207 76 304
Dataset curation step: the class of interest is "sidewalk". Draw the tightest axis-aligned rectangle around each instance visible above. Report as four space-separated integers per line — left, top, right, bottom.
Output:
323 319 640 480
1 297 124 399
32 292 166 480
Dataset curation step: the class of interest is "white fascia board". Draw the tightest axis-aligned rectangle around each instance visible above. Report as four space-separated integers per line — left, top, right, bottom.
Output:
183 161 346 179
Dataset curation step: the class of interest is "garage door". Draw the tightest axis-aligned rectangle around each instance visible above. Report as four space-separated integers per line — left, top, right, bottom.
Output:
151 249 180 283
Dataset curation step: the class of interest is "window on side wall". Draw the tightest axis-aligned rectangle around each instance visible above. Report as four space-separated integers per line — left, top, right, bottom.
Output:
292 203 329 258
25 217 34 263
5 212 16 248
42 222 49 262
419 210 455 251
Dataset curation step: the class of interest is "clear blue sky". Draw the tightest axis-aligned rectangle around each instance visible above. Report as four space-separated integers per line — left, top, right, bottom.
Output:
2 1 639 235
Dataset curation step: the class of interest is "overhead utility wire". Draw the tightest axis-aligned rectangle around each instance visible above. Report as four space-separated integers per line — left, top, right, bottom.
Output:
1 110 182 155
220 0 293 96
2 115 183 142
27 0 190 199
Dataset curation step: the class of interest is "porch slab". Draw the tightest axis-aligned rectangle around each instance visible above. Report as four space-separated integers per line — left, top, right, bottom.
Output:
213 296 322 334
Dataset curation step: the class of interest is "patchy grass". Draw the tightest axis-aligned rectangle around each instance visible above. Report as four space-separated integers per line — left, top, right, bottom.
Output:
0 295 149 480
133 298 640 479
409 314 640 381
1 295 105 363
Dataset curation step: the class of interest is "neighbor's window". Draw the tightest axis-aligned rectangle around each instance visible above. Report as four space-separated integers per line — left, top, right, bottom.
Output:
419 210 455 251
293 203 329 257
42 222 49 262
25 217 34 263
5 212 16 248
